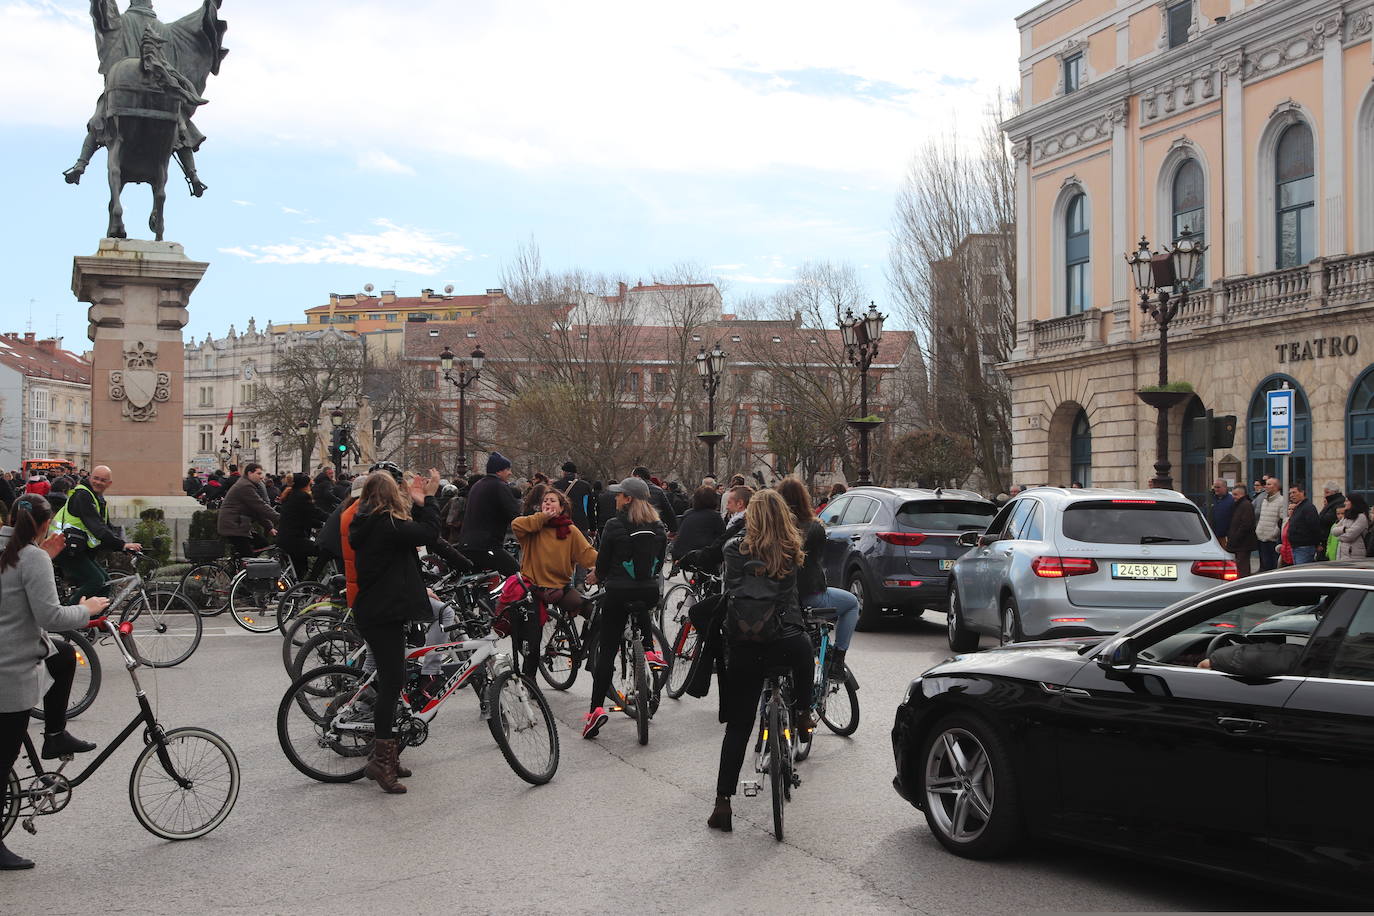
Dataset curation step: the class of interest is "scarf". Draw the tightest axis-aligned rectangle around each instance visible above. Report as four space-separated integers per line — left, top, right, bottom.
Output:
549 512 574 540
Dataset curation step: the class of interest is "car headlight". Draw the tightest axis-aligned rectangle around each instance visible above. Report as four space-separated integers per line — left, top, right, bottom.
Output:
902 678 922 706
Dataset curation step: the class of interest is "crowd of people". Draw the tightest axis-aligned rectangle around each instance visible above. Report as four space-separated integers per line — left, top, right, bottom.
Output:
1209 475 1372 576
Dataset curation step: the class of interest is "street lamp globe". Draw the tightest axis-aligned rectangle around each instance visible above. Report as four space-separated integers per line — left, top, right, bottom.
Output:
470 345 485 371
862 302 886 343
695 346 709 378
295 419 309 437
708 342 727 375
271 428 282 442
330 409 344 428
250 435 260 450
1126 236 1154 294
839 309 858 347
1170 226 1206 287
438 346 454 372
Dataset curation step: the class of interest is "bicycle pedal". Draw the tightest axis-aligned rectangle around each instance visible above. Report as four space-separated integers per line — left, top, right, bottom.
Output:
741 780 761 798
22 818 36 835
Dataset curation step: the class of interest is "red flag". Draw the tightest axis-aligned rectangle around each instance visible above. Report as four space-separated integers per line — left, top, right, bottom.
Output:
220 408 234 435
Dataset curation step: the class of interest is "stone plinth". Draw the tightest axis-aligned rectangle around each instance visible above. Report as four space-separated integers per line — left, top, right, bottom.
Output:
73 239 208 497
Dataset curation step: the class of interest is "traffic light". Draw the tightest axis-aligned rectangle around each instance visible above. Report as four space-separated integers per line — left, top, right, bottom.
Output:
330 427 348 457
1189 410 1237 450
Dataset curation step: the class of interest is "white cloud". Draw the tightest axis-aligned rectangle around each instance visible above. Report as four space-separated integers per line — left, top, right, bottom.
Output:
281 206 303 215
0 0 1020 181
231 199 254 207
356 150 415 176
218 218 468 273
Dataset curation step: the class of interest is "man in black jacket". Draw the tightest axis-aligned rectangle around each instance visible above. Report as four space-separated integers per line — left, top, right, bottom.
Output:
552 461 595 536
632 466 677 533
457 452 520 576
182 468 201 497
1286 482 1322 565
313 468 340 514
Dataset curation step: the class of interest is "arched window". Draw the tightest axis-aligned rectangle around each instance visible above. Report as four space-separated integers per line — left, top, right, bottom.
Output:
1180 397 1208 509
1070 409 1092 486
1065 193 1089 314
1172 159 1205 287
1349 365 1374 508
1247 375 1310 495
1275 123 1315 269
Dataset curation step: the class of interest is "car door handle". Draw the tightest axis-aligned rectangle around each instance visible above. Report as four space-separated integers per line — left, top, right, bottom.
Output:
1216 716 1268 734
849 535 862 541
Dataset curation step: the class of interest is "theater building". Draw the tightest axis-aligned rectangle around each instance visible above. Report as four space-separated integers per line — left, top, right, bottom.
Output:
1002 0 1374 507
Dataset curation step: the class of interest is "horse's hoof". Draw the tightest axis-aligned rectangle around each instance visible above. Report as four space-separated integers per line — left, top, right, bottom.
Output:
190 180 207 198
63 167 83 185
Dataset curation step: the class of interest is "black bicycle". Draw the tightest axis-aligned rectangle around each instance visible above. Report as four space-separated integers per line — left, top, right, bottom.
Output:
4 612 240 841
741 667 802 841
659 564 721 700
795 606 859 762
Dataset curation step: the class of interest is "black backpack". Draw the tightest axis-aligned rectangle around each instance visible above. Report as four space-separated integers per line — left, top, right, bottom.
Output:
619 521 665 583
725 556 785 644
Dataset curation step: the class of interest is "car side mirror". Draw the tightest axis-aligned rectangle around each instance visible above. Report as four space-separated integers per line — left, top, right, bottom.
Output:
1097 639 1137 679
976 533 1001 547
957 531 979 548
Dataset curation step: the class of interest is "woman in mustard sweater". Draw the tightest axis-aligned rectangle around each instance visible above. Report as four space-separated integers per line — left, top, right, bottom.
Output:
511 489 598 675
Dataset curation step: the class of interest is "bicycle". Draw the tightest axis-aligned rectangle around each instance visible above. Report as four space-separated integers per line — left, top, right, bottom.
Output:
4 611 241 842
277 601 559 786
179 542 281 618
226 545 298 633
27 629 100 722
581 589 670 746
659 563 721 700
795 606 860 762
739 667 802 841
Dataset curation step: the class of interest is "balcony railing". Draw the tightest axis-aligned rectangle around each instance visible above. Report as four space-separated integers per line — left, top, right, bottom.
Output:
1027 252 1374 356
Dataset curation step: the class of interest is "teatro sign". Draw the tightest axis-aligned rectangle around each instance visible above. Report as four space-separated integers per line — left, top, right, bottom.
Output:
1274 335 1360 364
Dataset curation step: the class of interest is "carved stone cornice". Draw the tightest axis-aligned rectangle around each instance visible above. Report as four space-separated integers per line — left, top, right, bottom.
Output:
1244 12 1343 82
1138 62 1221 124
1011 139 1030 162
1346 7 1373 43
1031 100 1128 164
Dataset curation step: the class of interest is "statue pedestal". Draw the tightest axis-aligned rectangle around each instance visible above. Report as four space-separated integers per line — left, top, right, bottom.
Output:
73 239 208 498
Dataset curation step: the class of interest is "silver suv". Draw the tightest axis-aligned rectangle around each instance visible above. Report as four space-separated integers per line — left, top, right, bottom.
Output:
945 487 1235 651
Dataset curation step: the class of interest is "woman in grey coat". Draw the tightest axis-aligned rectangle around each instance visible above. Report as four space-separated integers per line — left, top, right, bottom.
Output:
0 494 109 870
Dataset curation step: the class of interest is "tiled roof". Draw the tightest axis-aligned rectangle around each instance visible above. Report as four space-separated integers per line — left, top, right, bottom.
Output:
304 293 503 315
0 333 91 383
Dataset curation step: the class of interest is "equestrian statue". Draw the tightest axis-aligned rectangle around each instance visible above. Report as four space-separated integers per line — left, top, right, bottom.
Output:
64 0 228 241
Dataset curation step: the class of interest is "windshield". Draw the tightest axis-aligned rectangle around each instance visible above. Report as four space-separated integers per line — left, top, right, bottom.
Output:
1061 500 1210 545
896 500 997 532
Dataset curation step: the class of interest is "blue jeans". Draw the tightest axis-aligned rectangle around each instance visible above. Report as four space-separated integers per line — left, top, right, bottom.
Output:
802 587 860 651
1258 540 1279 571
1290 545 1317 566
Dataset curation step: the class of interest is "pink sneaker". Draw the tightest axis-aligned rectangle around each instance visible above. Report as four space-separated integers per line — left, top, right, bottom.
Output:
582 707 608 739
645 650 669 669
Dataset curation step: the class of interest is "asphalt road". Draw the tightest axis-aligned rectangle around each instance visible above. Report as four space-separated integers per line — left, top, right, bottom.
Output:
3 611 1312 915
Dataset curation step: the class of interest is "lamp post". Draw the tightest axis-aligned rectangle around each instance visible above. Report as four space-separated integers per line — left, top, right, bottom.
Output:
249 434 260 467
439 344 485 479
694 342 727 479
329 408 346 476
217 438 230 471
840 302 886 486
1124 226 1207 490
295 418 311 474
271 428 282 474
229 437 241 469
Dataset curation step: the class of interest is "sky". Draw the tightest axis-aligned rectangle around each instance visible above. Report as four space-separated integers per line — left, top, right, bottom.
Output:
0 0 1022 343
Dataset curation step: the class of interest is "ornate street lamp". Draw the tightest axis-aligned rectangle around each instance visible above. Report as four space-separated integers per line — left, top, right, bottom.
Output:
840 303 886 486
695 342 728 478
271 427 282 473
439 344 484 479
1125 226 1209 490
329 408 344 428
295 419 311 474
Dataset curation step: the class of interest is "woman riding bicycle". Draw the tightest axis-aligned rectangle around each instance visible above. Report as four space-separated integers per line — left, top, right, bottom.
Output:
512 488 598 675
0 494 110 869
708 488 814 833
276 472 328 581
776 477 859 677
583 477 666 740
347 467 441 795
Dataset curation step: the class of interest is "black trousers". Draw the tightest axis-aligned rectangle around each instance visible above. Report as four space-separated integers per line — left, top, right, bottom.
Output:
227 533 268 561
461 546 519 577
715 632 814 798
588 590 657 713
1 642 79 823
356 621 407 740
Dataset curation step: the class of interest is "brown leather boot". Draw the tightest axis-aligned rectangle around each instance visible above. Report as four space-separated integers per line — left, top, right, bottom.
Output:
707 795 732 832
395 748 412 779
364 738 407 794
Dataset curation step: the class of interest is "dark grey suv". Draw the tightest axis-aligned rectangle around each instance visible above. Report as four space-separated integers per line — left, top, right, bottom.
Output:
818 486 997 630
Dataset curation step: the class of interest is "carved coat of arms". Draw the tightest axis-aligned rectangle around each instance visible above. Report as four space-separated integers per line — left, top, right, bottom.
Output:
110 341 170 422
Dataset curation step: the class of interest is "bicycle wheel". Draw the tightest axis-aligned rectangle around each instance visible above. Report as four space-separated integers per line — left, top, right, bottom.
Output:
659 582 695 634
3 767 18 839
769 694 785 841
277 665 372 782
485 670 559 785
819 666 860 737
228 571 288 633
128 589 203 668
291 627 365 684
280 605 346 675
182 563 232 616
632 640 650 746
795 676 816 763
275 581 331 635
30 630 101 721
536 611 579 691
664 617 698 700
129 726 240 840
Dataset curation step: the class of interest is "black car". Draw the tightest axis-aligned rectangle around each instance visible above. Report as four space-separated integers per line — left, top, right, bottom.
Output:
818 486 996 630
891 562 1374 904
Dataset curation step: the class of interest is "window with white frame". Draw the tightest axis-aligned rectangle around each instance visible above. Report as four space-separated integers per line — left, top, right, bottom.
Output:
66 398 74 420
1276 123 1316 269
1065 193 1090 314
30 420 48 452
1166 1 1192 49
1172 159 1206 287
1063 53 1084 94
30 388 48 419
198 424 213 452
83 400 90 422
198 386 214 408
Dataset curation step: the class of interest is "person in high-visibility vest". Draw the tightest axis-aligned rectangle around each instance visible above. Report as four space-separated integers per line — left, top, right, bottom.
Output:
50 466 142 600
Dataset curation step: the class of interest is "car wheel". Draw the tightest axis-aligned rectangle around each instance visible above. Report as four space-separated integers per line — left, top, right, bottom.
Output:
998 596 1023 647
918 712 1022 858
849 570 882 632
946 583 979 653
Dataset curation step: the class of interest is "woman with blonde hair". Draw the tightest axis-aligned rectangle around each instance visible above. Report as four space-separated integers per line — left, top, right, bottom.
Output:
347 467 441 794
708 488 814 833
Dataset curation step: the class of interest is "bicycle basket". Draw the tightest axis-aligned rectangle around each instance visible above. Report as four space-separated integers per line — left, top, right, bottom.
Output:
243 558 282 580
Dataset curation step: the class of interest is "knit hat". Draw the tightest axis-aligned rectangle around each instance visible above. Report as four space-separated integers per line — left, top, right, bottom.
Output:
561 461 577 474
609 477 650 500
487 452 512 474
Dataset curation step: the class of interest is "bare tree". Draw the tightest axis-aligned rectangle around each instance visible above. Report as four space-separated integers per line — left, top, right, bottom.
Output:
250 336 363 473
889 94 1018 494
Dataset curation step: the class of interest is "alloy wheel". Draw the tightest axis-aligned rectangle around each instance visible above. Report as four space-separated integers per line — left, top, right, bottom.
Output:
924 727 994 843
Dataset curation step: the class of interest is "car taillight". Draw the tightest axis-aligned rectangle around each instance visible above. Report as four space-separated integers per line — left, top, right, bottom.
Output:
877 531 926 546
1192 560 1238 581
1031 557 1099 578
885 578 923 587
1050 617 1087 623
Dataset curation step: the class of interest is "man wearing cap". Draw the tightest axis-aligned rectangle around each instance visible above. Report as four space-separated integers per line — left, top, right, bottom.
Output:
552 461 595 536
457 452 521 576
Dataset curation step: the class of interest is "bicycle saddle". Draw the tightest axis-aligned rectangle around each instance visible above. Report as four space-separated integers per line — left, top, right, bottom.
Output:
804 607 839 622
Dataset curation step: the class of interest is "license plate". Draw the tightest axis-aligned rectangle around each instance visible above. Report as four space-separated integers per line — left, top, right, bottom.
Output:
939 559 955 570
1111 563 1177 581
